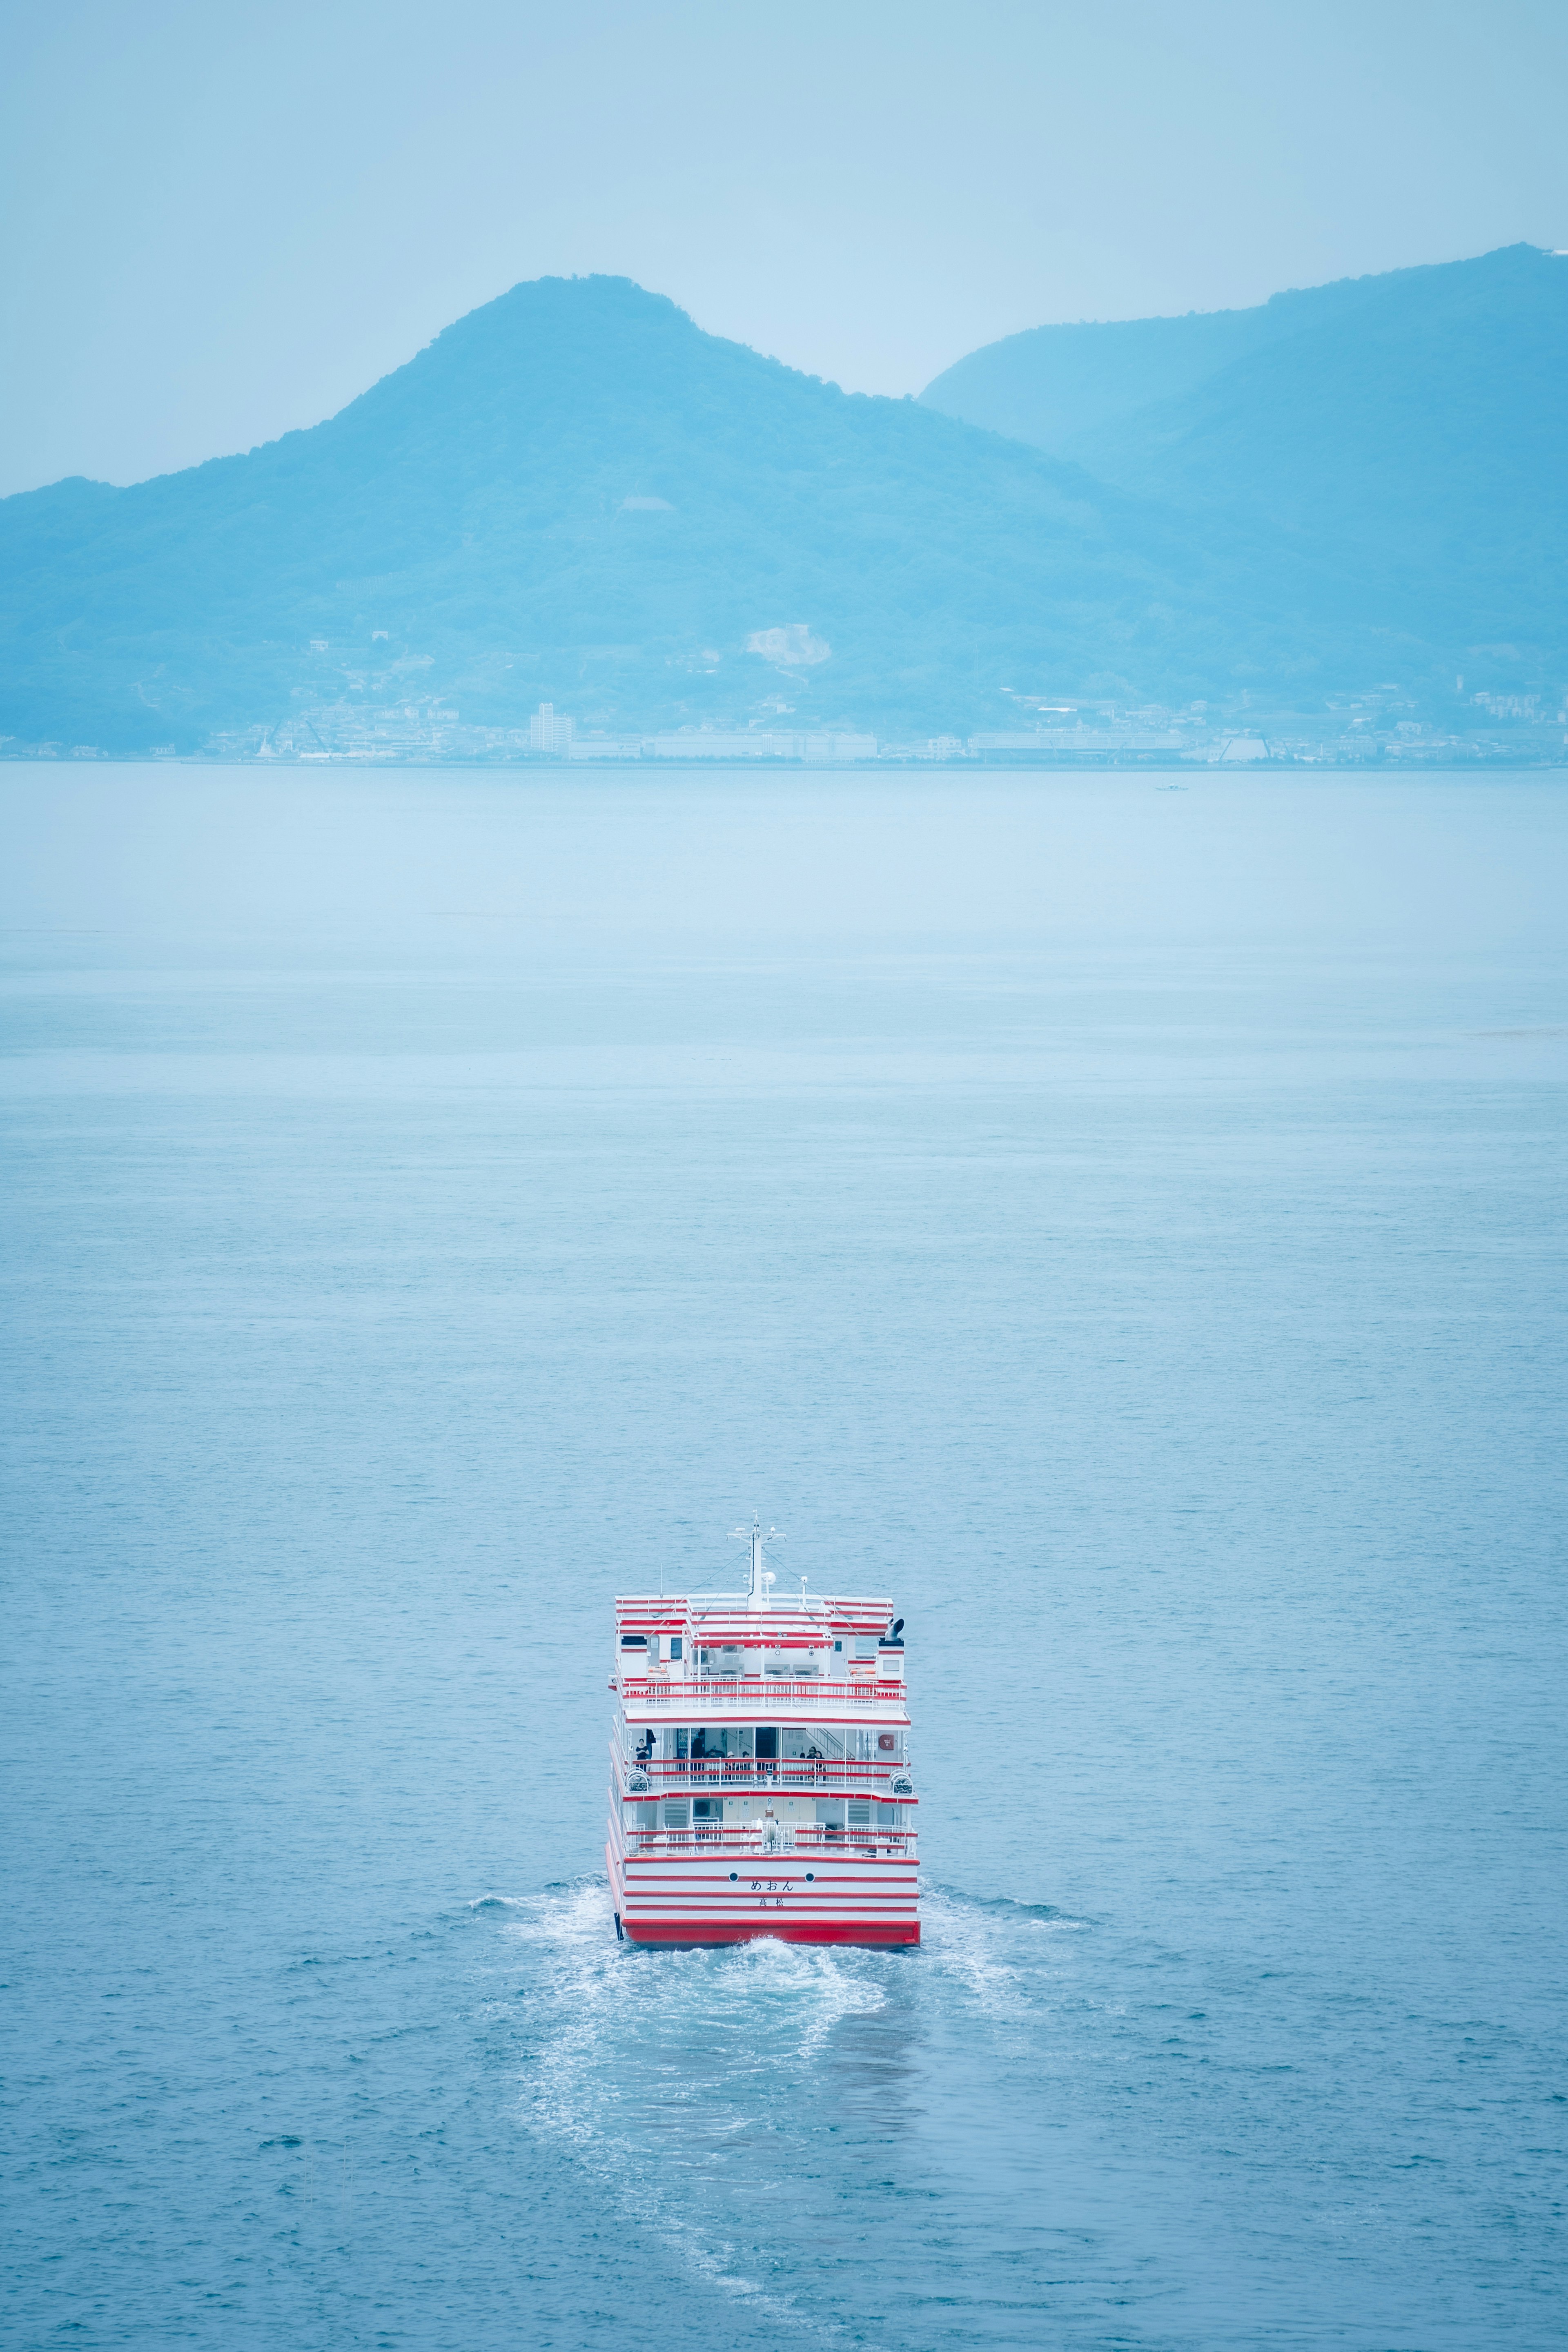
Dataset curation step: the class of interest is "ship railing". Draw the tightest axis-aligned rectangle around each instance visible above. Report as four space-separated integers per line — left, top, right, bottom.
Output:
624 1824 915 1857
618 1675 903 1709
624 1758 909 1790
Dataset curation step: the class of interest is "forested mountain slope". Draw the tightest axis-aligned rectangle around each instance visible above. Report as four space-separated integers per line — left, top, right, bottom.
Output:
0 274 1443 753
924 247 1568 674
921 272 1383 454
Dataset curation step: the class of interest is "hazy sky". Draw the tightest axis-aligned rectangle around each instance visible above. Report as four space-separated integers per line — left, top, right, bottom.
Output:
3 0 1564 496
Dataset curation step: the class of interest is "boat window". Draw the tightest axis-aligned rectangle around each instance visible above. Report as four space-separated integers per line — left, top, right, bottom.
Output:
669 1637 683 1662
815 1800 845 1828
673 1728 688 1760
693 1797 724 1822
755 1727 779 1760
877 1804 900 1829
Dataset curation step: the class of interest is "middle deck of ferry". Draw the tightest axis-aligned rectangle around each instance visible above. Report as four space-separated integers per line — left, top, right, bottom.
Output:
612 1585 913 1862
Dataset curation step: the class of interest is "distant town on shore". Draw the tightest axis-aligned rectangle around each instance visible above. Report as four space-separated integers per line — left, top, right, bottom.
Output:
56 688 1556 769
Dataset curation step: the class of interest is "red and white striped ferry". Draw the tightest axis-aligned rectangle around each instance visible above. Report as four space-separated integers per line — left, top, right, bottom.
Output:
606 1521 917 1947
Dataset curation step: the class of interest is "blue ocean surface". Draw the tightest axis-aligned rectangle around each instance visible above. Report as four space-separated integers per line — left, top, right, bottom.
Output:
2 764 1565 2350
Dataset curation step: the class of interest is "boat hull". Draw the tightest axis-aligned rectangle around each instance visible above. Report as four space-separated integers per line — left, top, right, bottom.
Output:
606 1840 920 1947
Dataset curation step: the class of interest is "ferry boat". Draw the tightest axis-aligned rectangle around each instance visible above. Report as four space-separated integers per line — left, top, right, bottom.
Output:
606 1521 918 1946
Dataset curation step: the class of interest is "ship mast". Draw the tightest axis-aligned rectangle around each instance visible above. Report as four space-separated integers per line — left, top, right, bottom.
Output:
733 1514 782 1611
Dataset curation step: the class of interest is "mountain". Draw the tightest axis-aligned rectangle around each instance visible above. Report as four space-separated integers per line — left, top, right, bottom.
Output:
923 246 1568 675
921 274 1384 454
0 275 1454 757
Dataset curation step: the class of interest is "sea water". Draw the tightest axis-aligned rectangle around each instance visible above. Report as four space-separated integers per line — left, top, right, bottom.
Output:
2 765 1564 2350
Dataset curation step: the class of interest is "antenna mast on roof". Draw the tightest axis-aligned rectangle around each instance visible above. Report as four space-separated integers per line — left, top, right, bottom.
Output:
731 1513 783 1611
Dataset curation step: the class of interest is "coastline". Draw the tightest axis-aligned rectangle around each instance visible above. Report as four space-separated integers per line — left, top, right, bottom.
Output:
5 750 1565 773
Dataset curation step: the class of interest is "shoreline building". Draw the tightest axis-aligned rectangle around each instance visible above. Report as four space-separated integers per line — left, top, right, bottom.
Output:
529 702 576 754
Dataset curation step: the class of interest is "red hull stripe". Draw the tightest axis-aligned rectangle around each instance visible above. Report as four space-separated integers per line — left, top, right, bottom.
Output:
623 1919 920 1946
625 1903 917 1917
630 1891 921 1910
624 1868 917 1881
627 1903 915 1913
617 1884 914 1898
625 1880 917 1891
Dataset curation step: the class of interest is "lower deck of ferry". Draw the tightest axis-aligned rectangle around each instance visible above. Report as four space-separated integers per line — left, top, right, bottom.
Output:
606 1835 920 1947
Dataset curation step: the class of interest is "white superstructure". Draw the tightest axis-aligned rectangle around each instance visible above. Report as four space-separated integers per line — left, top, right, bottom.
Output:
605 1522 918 1946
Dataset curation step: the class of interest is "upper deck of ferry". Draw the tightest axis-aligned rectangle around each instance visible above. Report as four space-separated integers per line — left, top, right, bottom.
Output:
613 1590 909 1723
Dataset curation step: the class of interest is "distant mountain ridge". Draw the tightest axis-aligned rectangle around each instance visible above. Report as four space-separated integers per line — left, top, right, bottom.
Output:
922 245 1568 665
1 255 1562 756
0 276 1330 753
921 271 1390 452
